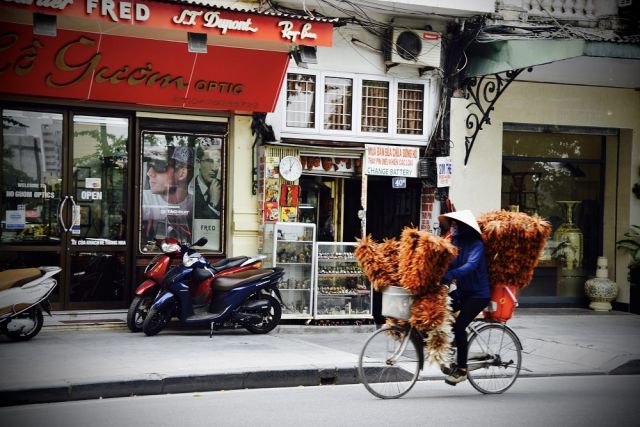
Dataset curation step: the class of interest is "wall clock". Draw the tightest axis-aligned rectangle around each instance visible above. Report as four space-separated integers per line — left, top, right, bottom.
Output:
279 155 302 182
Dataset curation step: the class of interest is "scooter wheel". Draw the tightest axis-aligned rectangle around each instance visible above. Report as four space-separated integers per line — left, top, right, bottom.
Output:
2 307 44 342
142 306 170 336
245 294 282 334
127 295 155 333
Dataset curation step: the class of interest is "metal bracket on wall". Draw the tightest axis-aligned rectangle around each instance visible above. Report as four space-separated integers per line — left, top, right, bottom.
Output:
463 67 531 165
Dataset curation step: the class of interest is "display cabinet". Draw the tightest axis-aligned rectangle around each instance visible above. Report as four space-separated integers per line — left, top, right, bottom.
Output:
263 222 316 319
314 242 372 319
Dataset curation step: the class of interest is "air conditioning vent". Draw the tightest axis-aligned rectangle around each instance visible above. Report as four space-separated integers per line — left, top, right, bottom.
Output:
385 29 442 68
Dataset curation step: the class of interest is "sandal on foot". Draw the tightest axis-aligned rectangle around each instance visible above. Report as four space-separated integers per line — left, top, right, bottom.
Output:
445 368 467 386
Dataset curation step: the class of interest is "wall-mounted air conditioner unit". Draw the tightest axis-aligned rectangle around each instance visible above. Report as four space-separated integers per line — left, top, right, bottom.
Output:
385 29 442 68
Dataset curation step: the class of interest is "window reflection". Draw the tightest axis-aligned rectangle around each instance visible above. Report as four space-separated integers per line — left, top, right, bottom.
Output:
502 130 605 299
1 110 63 244
70 252 125 302
72 115 128 245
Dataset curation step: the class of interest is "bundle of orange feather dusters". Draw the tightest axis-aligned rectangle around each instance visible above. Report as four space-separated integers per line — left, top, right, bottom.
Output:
477 211 552 290
355 228 458 366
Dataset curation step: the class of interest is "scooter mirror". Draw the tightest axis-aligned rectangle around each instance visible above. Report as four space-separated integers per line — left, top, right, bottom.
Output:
193 237 208 247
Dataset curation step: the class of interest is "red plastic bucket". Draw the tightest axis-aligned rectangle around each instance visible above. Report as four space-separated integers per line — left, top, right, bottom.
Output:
484 284 518 322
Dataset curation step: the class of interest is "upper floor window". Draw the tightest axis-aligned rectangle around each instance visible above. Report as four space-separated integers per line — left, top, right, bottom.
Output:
324 77 353 131
286 73 316 128
397 83 424 135
282 71 429 139
361 80 389 133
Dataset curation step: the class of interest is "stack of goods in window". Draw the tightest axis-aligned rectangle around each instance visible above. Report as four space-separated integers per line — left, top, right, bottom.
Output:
355 210 551 366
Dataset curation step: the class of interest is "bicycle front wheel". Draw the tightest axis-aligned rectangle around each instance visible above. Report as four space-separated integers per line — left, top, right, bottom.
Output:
358 325 421 399
467 323 522 394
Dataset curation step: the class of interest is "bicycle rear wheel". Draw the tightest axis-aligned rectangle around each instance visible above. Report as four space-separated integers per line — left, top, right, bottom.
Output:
467 323 522 394
358 325 421 399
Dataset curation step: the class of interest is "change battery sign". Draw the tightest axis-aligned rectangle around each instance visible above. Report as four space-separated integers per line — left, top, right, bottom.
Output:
364 145 419 177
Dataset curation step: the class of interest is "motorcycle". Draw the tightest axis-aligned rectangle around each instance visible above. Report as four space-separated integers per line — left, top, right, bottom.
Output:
142 244 284 336
0 266 60 341
128 237 266 332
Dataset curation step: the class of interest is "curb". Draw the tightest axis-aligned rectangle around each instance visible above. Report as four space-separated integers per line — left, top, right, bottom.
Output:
3 360 640 407
0 367 360 407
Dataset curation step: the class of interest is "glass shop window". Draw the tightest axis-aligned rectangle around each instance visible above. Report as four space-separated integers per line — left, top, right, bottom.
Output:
502 131 605 298
139 131 226 254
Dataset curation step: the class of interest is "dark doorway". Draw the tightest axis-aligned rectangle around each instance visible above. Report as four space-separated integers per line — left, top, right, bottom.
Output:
366 176 421 323
366 176 421 240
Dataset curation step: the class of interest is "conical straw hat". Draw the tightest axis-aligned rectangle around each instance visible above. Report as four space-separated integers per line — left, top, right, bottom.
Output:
437 210 481 235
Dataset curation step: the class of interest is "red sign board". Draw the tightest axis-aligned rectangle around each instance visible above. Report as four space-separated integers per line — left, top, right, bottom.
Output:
0 0 333 47
0 23 290 112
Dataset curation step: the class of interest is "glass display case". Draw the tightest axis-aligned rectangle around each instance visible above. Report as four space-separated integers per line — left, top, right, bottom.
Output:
314 242 372 319
263 222 316 319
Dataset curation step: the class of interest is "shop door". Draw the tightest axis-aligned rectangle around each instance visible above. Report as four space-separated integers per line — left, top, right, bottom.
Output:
366 176 421 241
1 108 131 309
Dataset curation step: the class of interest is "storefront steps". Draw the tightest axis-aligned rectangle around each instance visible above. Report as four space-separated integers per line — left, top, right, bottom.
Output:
43 307 635 332
44 311 379 334
45 310 127 331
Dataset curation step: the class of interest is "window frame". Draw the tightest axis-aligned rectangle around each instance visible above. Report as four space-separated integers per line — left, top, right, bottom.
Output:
282 70 320 136
280 68 430 141
395 79 427 136
320 71 356 135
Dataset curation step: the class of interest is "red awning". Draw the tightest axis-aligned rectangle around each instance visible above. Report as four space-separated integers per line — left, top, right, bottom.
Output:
0 23 289 112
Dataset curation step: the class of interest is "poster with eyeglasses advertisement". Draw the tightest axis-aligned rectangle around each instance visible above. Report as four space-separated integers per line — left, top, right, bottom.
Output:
140 132 224 253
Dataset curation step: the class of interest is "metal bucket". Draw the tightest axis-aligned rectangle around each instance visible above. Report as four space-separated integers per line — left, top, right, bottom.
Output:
381 286 414 320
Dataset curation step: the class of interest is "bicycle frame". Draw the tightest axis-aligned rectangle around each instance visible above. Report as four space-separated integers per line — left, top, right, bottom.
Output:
386 328 426 368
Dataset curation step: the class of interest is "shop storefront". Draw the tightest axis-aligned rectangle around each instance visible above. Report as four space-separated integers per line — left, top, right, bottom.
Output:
0 1 334 309
258 61 440 320
449 81 639 309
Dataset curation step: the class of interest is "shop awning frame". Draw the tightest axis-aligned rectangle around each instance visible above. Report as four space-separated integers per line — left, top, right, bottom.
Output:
459 38 640 165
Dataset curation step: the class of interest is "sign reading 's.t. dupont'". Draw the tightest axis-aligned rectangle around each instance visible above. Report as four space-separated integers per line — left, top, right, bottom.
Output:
0 0 334 46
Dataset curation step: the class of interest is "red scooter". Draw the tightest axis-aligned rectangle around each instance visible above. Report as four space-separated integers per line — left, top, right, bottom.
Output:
127 238 264 332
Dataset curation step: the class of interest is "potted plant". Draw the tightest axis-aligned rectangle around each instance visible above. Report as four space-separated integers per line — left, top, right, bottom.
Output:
617 225 640 314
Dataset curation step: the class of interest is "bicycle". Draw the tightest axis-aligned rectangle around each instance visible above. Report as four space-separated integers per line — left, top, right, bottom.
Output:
357 286 523 399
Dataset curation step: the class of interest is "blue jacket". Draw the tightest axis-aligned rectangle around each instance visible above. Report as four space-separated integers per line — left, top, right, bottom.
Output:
442 230 491 300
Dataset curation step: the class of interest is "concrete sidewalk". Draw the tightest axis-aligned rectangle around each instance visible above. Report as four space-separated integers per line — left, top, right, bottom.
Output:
0 309 639 406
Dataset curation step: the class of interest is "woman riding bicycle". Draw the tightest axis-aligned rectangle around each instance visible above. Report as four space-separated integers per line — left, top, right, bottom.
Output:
438 210 490 385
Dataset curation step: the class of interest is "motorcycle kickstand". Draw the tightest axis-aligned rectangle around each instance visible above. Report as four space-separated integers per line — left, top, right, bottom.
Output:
209 322 215 338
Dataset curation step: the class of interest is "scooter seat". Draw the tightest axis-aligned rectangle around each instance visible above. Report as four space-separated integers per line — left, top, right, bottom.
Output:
0 268 42 291
211 256 249 272
212 269 274 291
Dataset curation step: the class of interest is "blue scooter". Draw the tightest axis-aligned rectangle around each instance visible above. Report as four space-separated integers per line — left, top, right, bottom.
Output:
142 238 284 336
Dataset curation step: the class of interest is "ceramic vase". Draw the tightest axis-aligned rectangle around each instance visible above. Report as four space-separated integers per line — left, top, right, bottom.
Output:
554 200 583 270
584 257 618 311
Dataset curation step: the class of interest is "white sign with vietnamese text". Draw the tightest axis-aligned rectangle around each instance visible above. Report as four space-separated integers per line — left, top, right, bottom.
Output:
436 156 452 187
365 145 419 177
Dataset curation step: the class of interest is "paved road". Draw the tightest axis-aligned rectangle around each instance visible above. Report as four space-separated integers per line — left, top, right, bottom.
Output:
1 375 639 427
1 310 639 406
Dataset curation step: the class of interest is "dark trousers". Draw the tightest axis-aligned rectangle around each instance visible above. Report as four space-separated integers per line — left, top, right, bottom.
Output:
453 297 490 369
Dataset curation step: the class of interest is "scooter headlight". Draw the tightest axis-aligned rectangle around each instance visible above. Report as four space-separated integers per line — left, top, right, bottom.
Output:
183 252 202 267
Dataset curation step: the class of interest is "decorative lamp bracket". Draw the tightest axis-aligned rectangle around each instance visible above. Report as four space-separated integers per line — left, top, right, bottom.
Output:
462 67 531 165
